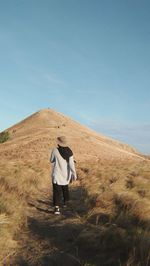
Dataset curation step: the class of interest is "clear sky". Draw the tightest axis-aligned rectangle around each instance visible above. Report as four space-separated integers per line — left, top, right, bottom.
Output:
0 0 150 154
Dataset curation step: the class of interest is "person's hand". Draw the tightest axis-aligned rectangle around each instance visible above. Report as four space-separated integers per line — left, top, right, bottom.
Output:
70 174 76 183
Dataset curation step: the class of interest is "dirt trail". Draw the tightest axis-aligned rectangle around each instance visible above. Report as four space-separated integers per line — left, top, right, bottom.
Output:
11 184 86 266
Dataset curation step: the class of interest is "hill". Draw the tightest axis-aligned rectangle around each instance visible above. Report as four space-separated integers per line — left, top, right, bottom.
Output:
0 109 149 266
0 108 143 163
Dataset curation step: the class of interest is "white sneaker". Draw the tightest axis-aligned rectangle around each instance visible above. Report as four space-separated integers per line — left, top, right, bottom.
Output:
54 206 60 215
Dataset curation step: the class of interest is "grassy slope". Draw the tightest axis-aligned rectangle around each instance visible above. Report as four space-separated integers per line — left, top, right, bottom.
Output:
0 158 50 263
76 159 150 265
0 109 149 265
0 157 150 265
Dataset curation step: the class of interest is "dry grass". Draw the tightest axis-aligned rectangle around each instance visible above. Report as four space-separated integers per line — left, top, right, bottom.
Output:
0 109 149 265
76 160 150 265
0 159 149 265
0 158 50 263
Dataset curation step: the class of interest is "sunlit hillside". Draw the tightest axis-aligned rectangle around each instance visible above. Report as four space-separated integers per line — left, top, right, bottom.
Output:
0 109 149 266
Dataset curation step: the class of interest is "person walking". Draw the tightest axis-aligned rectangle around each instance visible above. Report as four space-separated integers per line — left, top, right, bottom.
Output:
50 136 77 214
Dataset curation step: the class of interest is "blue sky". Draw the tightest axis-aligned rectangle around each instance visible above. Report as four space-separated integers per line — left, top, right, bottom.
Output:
0 0 150 154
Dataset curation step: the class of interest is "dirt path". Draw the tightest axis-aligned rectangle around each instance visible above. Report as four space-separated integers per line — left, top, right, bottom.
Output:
11 184 87 266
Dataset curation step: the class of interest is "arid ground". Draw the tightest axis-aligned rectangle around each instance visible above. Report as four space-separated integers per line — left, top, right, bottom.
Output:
0 109 150 266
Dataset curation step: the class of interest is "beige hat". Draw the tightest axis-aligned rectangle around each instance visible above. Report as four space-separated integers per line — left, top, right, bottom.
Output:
57 136 67 147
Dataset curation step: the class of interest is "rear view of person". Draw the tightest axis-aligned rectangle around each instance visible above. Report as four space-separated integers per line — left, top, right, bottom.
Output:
50 136 77 214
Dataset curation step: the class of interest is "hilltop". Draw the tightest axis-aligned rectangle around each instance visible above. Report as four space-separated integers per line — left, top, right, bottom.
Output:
0 108 143 163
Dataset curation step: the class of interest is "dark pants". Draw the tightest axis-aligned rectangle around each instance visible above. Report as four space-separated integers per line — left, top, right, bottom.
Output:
53 183 69 206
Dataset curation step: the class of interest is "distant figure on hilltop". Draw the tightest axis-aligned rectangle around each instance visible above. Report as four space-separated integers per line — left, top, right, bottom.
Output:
50 136 77 214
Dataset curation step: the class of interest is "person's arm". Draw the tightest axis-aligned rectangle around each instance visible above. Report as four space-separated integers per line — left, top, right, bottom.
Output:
50 149 55 163
69 156 77 180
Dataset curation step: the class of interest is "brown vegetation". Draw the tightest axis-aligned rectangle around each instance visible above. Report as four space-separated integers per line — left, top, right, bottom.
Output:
77 160 150 265
0 109 149 265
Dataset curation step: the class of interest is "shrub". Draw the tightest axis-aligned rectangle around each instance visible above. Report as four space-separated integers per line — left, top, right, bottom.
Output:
0 131 10 143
